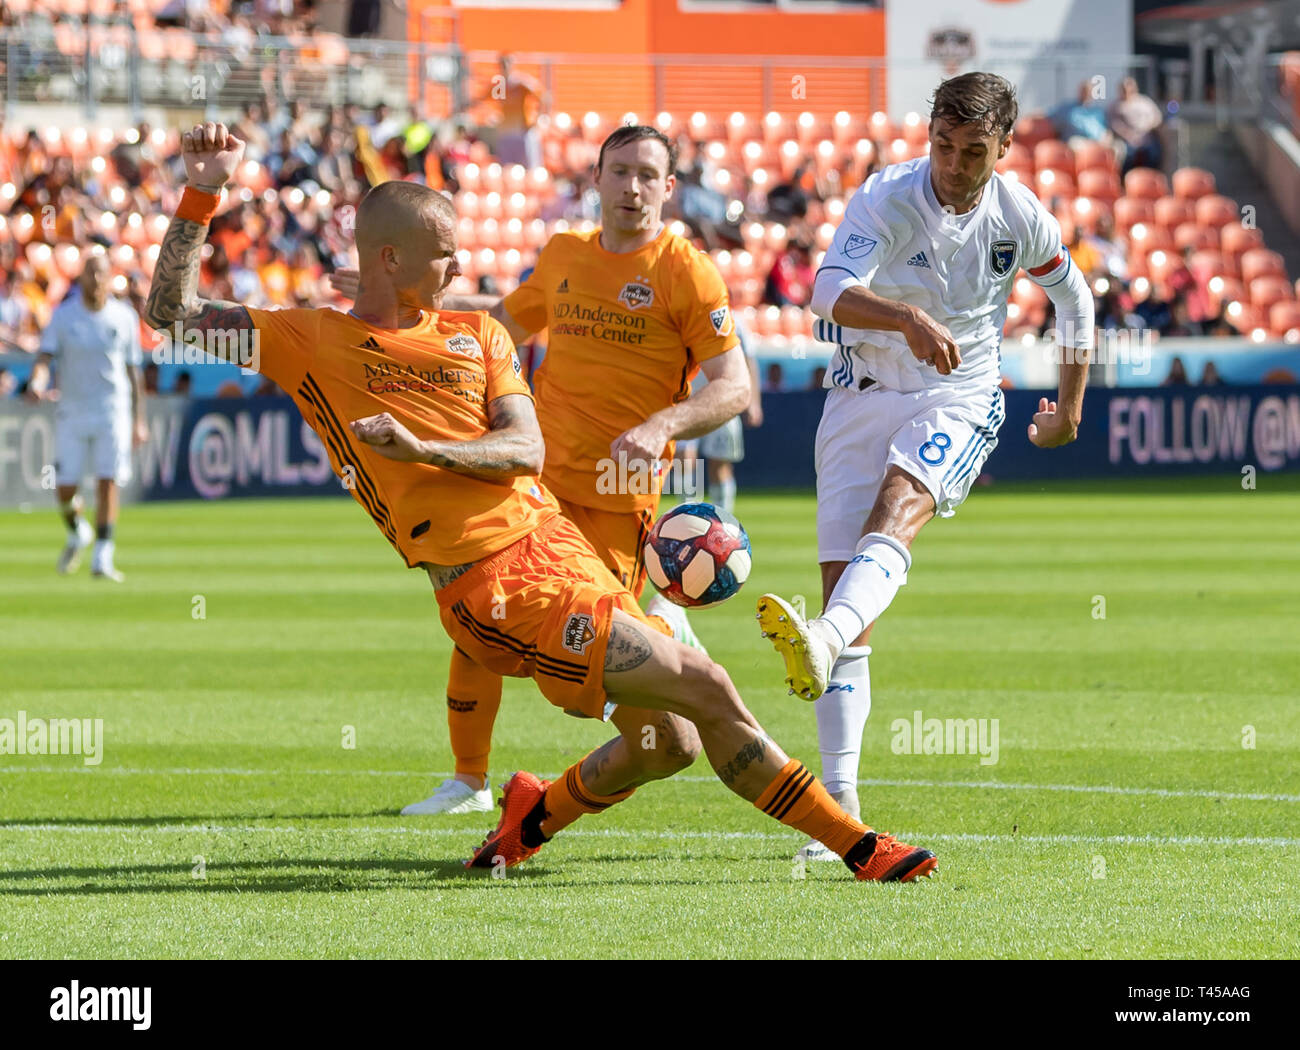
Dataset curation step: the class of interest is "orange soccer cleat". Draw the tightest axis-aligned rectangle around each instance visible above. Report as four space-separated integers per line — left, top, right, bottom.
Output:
465 771 552 870
844 831 938 883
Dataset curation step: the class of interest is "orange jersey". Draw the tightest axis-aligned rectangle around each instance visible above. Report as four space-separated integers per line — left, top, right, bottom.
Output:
504 226 738 513
245 306 560 567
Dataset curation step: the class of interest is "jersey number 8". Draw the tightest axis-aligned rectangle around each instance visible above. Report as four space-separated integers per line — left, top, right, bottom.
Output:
919 432 952 465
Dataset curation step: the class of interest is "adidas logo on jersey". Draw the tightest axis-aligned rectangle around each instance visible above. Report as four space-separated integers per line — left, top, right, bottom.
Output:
556 278 569 293
906 251 932 269
357 336 384 353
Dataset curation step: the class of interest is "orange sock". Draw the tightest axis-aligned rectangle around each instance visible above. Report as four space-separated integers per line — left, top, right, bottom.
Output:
755 759 870 858
446 647 502 782
539 754 636 837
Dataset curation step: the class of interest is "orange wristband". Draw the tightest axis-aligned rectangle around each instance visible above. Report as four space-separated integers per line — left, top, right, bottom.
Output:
176 185 221 225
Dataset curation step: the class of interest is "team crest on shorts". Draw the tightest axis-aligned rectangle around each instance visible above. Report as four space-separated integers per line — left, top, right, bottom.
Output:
446 334 483 359
843 234 878 259
709 306 734 337
618 281 655 310
989 240 1017 277
562 613 596 655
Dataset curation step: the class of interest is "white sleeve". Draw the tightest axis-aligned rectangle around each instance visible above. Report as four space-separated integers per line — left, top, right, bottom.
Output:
811 176 894 321
38 305 62 358
1037 251 1095 350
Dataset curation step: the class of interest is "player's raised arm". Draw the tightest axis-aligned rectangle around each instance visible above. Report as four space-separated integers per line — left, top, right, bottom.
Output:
144 122 254 357
350 393 544 480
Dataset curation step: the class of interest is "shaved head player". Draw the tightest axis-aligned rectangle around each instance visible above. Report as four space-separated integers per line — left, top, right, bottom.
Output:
144 120 937 882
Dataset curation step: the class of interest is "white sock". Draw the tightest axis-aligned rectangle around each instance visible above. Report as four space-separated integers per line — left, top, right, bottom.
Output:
819 532 910 649
815 646 872 798
92 538 115 567
714 475 736 515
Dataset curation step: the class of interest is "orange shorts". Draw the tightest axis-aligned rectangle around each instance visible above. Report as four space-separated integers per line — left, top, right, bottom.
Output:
555 496 658 599
434 513 656 720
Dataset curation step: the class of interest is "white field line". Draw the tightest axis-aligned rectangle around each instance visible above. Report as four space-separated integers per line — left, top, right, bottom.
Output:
0 824 1297 848
2 766 1297 803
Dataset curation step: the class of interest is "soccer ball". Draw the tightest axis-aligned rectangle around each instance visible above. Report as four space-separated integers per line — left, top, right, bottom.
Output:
644 502 752 609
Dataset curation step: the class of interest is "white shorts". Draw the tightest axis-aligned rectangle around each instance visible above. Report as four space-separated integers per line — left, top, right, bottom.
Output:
815 383 1005 563
54 412 132 487
700 415 744 462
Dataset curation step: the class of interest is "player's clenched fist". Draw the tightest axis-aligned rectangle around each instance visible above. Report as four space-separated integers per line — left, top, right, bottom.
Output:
181 121 245 193
351 413 430 462
902 307 962 376
1027 397 1079 448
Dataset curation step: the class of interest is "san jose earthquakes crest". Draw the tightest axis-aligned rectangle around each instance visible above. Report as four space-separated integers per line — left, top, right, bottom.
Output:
989 239 1017 277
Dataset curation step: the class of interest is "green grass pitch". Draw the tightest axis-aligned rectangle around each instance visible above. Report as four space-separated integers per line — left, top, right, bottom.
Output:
1 476 1297 959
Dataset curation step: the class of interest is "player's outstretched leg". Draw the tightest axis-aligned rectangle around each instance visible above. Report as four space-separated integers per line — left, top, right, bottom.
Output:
466 703 702 869
599 609 935 882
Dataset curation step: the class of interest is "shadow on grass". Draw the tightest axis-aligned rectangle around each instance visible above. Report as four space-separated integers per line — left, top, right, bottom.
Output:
0 855 754 894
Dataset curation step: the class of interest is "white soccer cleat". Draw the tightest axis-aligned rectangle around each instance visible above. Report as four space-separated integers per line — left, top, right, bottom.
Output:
796 839 842 863
645 593 709 656
401 777 494 816
755 594 837 701
57 521 94 575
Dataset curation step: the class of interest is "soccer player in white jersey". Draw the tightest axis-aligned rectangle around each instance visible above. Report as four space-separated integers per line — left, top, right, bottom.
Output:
27 254 147 581
756 72 1095 858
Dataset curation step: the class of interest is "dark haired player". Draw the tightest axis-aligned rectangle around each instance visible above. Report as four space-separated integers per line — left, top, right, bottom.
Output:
757 73 1095 859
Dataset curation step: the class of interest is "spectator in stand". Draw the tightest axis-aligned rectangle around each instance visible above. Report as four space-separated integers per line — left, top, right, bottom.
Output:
1162 356 1189 386
764 237 816 307
143 361 160 395
763 362 786 393
1162 291 1208 337
490 56 545 170
1200 361 1223 385
1108 77 1164 175
1049 81 1118 155
174 371 192 397
766 165 811 223
810 366 827 390
0 367 16 399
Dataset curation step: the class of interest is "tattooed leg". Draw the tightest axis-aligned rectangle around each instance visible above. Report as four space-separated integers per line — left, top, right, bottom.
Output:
601 609 794 802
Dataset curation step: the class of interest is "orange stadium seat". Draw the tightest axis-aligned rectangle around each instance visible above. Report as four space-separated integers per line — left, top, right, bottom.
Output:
1220 222 1265 257
1194 194 1239 229
1268 299 1300 335
1240 248 1287 284
1072 140 1117 175
1205 274 1245 312
1076 168 1121 203
1189 249 1227 282
900 113 929 146
867 111 899 143
1154 195 1197 229
1014 115 1056 150
1128 222 1174 254
997 142 1032 172
1146 249 1183 285
1174 222 1219 252
1172 166 1216 200
1035 168 1075 198
1249 275 1294 311
1224 300 1264 334
1113 196 1155 232
1033 139 1074 173
1123 168 1169 200
1070 196 1112 233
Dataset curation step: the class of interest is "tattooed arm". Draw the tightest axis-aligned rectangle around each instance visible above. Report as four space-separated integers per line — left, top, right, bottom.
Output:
350 393 545 480
144 122 253 359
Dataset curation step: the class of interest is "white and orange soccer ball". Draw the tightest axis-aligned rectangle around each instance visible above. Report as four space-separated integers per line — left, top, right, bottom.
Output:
644 502 752 609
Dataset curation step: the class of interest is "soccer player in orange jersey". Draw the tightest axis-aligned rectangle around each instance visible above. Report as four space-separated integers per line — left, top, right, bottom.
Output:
145 120 937 882
335 126 752 818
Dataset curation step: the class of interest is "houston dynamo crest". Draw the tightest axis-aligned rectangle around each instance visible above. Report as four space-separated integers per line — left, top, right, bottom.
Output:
989 240 1017 277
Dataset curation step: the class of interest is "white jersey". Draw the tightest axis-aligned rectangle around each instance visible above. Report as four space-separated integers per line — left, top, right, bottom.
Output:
40 291 143 419
815 157 1071 394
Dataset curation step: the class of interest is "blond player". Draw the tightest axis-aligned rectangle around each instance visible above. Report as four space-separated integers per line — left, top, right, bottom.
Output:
335 126 751 817
145 120 938 882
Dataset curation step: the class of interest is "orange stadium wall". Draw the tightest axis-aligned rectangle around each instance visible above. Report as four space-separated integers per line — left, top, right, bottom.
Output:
408 0 886 118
